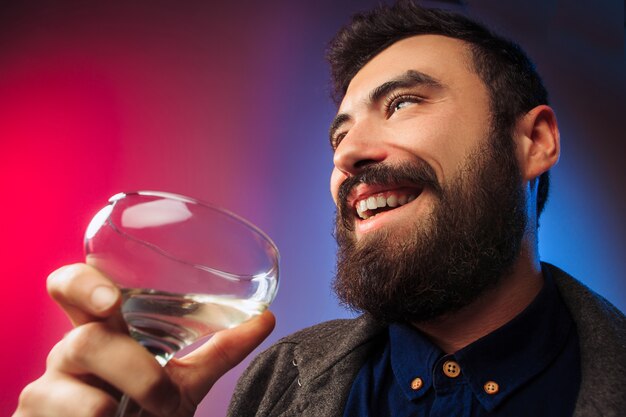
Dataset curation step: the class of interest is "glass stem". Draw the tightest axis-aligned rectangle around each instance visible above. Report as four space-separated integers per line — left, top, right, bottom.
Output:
114 393 132 417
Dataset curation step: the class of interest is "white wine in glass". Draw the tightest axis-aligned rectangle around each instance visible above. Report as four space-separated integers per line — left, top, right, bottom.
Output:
84 191 279 416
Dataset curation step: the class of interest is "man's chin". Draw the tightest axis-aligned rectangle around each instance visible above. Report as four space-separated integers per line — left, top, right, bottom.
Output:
349 218 433 252
347 225 402 252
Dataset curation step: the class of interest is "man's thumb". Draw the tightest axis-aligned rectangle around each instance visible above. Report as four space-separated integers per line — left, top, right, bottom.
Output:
169 310 275 404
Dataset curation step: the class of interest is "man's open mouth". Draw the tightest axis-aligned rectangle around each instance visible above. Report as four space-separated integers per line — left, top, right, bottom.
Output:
353 186 423 220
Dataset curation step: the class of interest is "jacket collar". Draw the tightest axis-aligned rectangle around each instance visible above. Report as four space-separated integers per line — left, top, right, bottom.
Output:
293 314 385 386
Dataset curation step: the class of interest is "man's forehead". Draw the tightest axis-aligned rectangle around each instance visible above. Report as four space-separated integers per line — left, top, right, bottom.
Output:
340 34 473 108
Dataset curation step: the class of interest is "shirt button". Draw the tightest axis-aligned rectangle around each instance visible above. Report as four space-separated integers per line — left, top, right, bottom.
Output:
410 377 424 390
484 381 499 395
442 360 461 378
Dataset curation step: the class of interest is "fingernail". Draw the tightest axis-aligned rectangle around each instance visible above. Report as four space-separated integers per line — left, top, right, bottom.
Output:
91 286 118 312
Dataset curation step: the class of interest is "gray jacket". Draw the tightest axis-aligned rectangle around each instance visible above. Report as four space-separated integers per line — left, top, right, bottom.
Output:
227 264 626 416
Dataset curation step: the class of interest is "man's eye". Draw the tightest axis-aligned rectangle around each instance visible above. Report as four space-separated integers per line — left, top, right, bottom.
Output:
386 94 423 115
331 132 347 150
394 100 412 111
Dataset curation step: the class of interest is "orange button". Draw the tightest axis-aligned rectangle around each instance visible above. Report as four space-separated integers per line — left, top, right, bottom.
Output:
410 377 423 390
442 360 461 378
484 381 499 395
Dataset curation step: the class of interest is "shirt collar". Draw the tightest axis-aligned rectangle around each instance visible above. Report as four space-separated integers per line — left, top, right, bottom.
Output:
388 266 574 410
389 321 440 401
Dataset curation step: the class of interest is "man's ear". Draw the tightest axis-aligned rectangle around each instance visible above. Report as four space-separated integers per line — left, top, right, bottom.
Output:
515 105 560 181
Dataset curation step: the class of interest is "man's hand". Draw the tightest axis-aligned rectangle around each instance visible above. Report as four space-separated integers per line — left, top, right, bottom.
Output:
13 263 276 417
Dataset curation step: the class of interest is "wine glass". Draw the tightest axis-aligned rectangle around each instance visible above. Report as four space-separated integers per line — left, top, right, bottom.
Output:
84 191 279 417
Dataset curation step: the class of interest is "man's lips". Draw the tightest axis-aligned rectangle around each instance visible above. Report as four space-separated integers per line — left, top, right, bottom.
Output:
349 184 424 220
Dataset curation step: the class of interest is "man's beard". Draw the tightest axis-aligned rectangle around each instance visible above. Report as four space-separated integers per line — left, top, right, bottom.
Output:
332 130 527 324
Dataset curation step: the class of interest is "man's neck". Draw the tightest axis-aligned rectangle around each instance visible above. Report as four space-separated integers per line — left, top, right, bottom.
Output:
413 248 544 354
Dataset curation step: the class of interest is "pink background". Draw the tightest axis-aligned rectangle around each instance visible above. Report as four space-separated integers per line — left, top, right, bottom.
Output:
1 1 624 415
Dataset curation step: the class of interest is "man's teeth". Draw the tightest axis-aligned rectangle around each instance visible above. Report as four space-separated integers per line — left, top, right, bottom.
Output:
355 193 417 220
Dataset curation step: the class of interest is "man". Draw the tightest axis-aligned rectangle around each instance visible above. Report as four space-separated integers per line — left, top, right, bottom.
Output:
14 2 626 417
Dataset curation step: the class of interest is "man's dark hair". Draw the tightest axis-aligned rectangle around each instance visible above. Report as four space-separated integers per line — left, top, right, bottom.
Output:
327 0 551 218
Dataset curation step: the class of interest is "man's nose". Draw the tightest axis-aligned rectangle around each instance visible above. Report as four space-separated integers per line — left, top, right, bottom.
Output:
333 122 388 176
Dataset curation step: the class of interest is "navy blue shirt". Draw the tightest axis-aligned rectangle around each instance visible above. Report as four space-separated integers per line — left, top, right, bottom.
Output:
343 269 581 416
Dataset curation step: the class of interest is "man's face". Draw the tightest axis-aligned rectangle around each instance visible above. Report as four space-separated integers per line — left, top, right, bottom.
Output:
330 35 495 238
329 35 527 322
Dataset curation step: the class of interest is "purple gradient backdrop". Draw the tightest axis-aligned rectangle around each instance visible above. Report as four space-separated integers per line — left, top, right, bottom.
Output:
1 1 624 415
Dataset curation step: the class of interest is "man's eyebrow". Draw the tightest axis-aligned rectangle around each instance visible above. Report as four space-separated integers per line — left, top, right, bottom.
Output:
369 69 444 104
328 70 444 146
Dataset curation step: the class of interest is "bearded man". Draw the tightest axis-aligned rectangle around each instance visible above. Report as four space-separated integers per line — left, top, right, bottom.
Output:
227 3 626 416
14 2 626 417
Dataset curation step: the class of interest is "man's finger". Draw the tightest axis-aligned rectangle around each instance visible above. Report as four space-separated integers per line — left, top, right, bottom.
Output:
14 372 118 417
47 263 121 326
170 310 276 405
49 322 181 416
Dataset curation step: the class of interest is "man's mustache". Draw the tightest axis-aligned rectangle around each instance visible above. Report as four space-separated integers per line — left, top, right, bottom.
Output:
336 161 442 230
